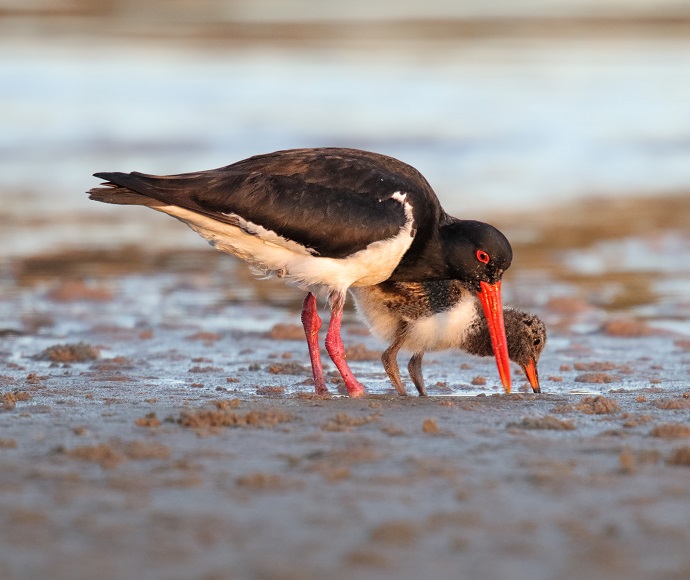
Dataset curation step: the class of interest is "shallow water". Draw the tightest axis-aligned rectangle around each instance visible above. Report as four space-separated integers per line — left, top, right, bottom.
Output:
2 34 690 220
2 218 688 400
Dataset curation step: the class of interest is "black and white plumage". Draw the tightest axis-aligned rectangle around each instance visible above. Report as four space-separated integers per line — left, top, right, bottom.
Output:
351 280 546 395
89 147 514 397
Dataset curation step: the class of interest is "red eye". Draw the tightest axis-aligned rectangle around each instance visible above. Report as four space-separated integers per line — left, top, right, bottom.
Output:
476 250 490 264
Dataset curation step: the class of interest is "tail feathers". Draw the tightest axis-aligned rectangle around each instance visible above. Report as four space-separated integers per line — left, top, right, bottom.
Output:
88 184 162 207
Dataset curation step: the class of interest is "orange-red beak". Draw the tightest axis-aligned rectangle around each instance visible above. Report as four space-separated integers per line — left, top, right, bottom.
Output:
477 280 511 393
522 359 541 394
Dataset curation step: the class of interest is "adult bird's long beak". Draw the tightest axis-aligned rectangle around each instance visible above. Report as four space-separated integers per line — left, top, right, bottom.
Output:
522 359 541 394
477 280 511 393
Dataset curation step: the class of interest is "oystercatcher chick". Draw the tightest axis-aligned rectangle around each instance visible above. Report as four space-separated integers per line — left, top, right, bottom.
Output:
351 280 546 395
89 147 513 397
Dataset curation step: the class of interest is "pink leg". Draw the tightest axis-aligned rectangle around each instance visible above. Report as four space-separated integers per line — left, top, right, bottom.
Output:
324 292 365 398
301 292 328 395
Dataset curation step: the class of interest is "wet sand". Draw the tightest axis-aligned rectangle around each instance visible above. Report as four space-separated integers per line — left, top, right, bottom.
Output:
2 388 690 579
1 195 690 579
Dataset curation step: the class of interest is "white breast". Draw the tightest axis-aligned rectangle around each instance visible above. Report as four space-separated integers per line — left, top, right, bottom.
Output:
401 299 478 353
351 286 480 354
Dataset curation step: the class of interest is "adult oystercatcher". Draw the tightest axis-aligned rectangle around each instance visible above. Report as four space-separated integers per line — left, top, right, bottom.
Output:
351 280 545 395
88 147 513 397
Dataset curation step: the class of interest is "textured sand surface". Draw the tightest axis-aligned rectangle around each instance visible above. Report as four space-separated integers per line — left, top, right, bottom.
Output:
2 196 690 579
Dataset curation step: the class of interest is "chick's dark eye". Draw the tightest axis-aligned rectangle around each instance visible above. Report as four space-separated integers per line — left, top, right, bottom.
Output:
533 338 541 346
475 250 490 264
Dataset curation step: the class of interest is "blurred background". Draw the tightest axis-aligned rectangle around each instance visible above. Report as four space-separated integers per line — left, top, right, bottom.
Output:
1 0 690 321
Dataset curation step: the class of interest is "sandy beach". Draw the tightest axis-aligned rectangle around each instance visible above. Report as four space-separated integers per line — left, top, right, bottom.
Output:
1 356 690 579
1 195 690 579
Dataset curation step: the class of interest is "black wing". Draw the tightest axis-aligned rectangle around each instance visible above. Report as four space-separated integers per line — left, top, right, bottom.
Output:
94 148 442 259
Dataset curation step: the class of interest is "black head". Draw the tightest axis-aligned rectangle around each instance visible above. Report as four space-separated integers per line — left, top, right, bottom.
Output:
439 220 512 291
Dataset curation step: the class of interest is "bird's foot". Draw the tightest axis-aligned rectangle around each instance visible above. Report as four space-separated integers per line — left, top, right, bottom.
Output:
342 377 366 398
324 296 366 398
326 346 366 398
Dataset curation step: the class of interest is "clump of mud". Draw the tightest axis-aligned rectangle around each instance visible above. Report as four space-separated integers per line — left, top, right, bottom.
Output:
235 472 303 492
66 444 122 469
37 342 100 363
578 395 620 414
621 413 652 428
267 323 304 340
619 448 663 474
186 332 221 343
369 520 419 546
650 423 690 439
345 343 381 361
2 390 31 410
255 386 286 396
509 416 576 430
545 296 593 314
577 396 620 415
422 418 440 434
176 404 293 430
47 279 113 302
574 373 618 384
667 447 690 467
321 412 379 432
266 362 309 375
654 398 690 410
574 362 617 371
135 412 161 427
65 440 171 469
603 319 663 337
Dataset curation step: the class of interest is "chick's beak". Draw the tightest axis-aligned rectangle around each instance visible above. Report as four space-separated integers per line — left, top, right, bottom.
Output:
522 358 541 394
